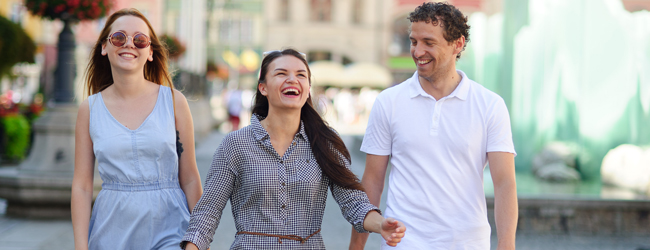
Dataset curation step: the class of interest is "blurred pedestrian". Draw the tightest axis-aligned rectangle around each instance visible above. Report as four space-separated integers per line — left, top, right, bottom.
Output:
71 8 203 250
181 48 406 250
226 88 242 130
350 2 518 250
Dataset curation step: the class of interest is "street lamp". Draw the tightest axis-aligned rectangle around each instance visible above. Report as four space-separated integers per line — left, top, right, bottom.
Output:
0 1 112 218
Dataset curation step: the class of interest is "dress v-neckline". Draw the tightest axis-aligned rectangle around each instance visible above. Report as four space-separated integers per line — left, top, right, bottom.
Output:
99 86 162 132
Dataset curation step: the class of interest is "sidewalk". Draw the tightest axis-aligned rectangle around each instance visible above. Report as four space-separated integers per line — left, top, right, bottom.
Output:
1 130 649 249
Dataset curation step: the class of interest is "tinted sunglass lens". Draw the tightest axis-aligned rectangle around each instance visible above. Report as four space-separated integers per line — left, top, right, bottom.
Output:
111 32 126 47
133 34 149 49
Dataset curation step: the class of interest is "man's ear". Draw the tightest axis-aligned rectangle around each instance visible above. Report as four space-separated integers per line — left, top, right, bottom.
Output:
454 35 466 55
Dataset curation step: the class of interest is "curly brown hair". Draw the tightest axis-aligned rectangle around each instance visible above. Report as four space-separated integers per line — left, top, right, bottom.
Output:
408 2 470 60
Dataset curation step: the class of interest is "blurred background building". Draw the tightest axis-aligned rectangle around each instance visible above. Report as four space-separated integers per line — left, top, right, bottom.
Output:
0 0 649 191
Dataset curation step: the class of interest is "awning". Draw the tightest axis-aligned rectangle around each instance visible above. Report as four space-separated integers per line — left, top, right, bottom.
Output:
309 61 392 88
341 62 393 88
309 60 345 86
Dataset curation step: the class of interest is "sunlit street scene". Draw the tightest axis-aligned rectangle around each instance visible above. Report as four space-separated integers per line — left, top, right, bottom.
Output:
0 0 649 249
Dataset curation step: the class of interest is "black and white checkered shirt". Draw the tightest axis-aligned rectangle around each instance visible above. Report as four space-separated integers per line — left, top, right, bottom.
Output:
182 115 379 250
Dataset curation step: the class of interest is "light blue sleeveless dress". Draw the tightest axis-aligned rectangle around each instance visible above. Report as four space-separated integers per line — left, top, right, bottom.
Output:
87 85 190 250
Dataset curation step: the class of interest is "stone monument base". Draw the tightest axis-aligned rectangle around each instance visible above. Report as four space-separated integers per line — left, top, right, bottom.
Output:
0 105 100 218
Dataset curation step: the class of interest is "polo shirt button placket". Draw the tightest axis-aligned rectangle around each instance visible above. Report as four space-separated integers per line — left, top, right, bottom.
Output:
431 100 443 135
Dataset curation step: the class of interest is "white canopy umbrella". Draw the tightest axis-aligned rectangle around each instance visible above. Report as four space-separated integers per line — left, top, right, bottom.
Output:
309 61 393 89
341 62 393 89
309 61 345 86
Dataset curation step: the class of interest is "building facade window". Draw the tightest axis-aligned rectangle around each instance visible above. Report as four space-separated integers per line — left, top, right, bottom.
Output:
307 51 332 63
279 0 290 22
310 0 332 22
240 18 253 44
391 15 411 56
219 19 253 44
351 0 362 24
219 19 236 43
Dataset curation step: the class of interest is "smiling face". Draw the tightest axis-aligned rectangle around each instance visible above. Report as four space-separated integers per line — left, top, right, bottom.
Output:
101 15 154 73
410 20 463 82
258 55 311 112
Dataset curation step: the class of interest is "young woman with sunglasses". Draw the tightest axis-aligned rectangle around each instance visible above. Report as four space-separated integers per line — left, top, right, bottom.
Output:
180 48 406 250
71 8 202 250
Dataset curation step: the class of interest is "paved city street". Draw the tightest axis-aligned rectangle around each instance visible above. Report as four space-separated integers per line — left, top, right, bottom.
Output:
1 130 649 249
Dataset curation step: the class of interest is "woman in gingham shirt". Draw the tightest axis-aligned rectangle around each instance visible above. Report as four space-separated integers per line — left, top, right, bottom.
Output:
181 49 406 249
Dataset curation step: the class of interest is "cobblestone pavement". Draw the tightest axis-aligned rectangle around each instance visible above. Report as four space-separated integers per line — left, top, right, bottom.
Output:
1 130 649 250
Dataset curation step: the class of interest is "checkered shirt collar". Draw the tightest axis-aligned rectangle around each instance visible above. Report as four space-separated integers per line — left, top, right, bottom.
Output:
251 113 308 142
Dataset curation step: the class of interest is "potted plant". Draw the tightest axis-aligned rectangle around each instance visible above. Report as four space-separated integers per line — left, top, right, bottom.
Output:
161 34 186 61
0 92 30 163
24 0 113 21
25 0 113 103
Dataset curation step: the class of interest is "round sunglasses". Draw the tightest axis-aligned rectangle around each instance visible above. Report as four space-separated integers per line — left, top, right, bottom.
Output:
107 31 151 49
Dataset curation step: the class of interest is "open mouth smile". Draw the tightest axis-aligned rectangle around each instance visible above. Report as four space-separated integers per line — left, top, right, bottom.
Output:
416 59 432 66
119 52 137 59
281 87 300 97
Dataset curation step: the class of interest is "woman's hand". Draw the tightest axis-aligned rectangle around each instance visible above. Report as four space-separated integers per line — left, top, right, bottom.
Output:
379 217 406 247
363 211 406 247
184 242 199 250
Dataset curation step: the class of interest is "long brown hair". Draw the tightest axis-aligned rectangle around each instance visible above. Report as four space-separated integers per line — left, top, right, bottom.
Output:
253 49 364 191
84 8 174 96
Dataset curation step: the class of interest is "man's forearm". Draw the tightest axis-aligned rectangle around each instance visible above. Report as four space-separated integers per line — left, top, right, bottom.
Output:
349 154 389 250
349 177 383 249
494 179 518 250
488 152 517 250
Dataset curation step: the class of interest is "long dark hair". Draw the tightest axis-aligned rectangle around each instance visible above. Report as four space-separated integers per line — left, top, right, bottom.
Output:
84 8 174 97
252 49 364 191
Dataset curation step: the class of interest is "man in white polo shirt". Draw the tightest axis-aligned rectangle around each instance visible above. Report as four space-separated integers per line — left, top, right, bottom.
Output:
349 2 518 250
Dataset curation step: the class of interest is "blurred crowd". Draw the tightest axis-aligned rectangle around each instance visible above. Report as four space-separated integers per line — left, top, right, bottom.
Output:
212 85 382 135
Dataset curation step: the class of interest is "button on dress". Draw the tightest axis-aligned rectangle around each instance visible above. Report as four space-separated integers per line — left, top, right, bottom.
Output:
87 86 190 249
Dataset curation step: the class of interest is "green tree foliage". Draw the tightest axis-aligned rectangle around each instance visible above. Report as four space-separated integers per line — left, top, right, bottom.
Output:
0 16 36 77
0 114 30 162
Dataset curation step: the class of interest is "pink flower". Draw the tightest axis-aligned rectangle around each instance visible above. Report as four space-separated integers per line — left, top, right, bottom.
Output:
91 6 100 17
67 0 80 7
54 4 66 14
38 2 47 15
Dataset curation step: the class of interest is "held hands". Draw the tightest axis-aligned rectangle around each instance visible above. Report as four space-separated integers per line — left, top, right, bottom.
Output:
380 218 406 247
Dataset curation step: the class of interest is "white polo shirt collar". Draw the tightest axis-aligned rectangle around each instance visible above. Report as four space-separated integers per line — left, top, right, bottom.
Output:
407 70 470 101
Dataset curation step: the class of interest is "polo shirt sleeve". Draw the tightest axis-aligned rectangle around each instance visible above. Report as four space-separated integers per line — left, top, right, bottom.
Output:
486 97 517 156
360 95 392 156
